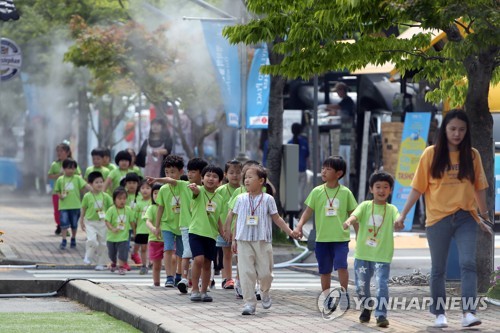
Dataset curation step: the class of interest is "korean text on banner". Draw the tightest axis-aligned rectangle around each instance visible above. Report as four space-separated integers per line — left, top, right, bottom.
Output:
391 112 432 231
246 44 270 129
201 21 241 128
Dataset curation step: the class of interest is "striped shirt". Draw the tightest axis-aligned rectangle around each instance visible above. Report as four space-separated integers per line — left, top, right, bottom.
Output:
233 192 278 242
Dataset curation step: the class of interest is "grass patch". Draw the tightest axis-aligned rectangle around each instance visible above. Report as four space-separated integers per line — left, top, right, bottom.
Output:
1 312 140 332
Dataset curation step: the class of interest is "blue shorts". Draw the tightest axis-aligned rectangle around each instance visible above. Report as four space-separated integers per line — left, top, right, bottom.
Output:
189 233 216 261
315 241 349 274
162 230 183 257
216 235 230 248
59 209 80 230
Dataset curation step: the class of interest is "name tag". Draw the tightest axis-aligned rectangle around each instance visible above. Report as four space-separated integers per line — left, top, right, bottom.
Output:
130 202 136 209
98 211 106 220
366 238 378 248
325 207 337 216
206 203 215 213
172 205 180 214
246 216 259 225
118 222 125 230
61 191 67 199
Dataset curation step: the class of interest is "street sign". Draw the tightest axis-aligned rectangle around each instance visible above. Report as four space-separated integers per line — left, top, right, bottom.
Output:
0 38 22 81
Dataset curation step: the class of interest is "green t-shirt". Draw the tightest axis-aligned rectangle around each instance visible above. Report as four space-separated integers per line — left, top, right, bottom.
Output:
81 191 113 221
156 181 191 234
304 184 358 242
130 166 143 177
104 163 117 171
127 192 142 209
215 183 238 227
49 161 81 193
135 196 151 235
189 186 223 240
352 201 399 263
107 168 128 193
145 205 163 242
105 206 134 242
54 175 88 210
84 166 110 180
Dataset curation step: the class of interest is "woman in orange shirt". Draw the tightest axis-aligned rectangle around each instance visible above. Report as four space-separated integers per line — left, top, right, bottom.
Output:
394 109 493 329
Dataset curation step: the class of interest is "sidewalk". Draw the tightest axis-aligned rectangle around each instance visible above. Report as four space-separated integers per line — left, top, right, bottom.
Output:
1 189 499 332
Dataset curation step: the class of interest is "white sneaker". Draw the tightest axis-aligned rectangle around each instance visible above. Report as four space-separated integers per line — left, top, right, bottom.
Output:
94 265 106 271
434 314 448 328
83 257 91 265
242 304 256 315
461 313 481 327
261 292 272 309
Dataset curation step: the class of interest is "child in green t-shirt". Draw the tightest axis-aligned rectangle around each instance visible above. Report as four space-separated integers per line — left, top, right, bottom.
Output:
48 142 81 235
215 160 243 290
84 148 110 181
145 183 164 286
132 179 152 275
104 150 132 194
80 171 113 270
343 171 400 328
105 187 136 275
102 147 117 171
294 156 357 306
188 165 226 302
54 158 93 250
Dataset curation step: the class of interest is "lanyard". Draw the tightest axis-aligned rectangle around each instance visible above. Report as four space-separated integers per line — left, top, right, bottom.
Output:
226 185 235 198
92 192 103 211
204 190 217 203
169 185 180 206
248 193 264 215
117 207 126 225
324 184 341 207
371 201 387 238
63 176 74 191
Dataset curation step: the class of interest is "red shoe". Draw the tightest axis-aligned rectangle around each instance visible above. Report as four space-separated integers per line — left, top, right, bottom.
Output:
110 262 117 272
123 262 131 271
188 279 193 288
131 253 142 264
223 279 235 289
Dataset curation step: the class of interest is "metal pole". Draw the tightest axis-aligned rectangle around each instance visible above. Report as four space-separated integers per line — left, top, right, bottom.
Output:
312 75 319 187
237 3 248 161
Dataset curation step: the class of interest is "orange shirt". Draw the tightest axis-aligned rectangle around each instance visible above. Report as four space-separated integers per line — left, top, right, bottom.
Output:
411 146 488 226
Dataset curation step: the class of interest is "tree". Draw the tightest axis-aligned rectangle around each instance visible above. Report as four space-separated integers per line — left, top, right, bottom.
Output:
224 0 499 291
65 15 223 159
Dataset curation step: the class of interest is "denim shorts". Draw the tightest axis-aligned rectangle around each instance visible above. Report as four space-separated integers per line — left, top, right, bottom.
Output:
189 233 216 261
59 209 81 230
162 230 183 257
315 241 349 274
216 234 230 248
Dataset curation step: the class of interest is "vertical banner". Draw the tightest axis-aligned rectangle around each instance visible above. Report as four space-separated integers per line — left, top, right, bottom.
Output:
391 112 432 231
201 21 241 128
246 44 270 129
495 154 500 217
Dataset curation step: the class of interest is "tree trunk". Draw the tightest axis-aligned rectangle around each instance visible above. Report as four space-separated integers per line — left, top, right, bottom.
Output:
464 52 495 293
267 41 286 214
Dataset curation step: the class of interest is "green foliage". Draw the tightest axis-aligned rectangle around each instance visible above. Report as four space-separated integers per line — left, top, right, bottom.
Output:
224 0 499 106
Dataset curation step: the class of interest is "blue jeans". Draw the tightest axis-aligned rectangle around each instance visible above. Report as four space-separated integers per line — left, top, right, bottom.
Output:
354 259 390 317
426 210 478 315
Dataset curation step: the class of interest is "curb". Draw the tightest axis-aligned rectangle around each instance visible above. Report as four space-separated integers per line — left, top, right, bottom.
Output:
65 280 194 333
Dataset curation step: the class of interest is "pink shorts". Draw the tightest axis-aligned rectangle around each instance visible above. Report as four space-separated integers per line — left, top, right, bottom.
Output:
148 241 164 261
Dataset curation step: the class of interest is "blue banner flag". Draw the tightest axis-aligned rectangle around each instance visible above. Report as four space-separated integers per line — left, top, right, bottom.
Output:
246 44 270 129
390 113 432 231
201 21 241 128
